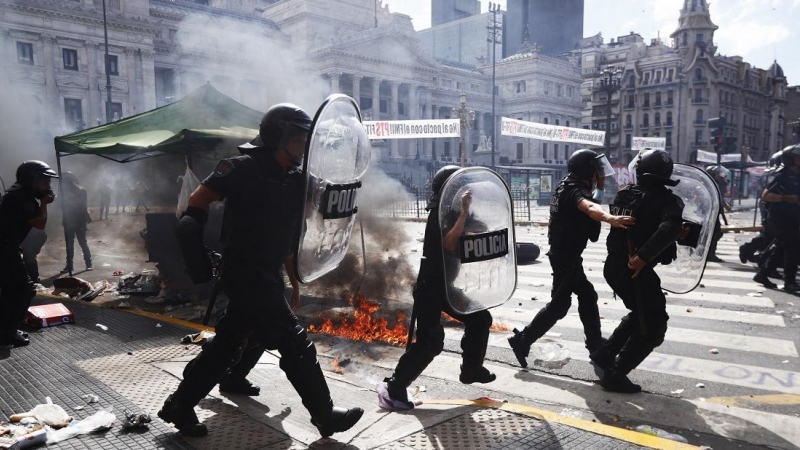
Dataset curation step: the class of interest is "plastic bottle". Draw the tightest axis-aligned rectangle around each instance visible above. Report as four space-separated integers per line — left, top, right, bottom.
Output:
634 425 689 443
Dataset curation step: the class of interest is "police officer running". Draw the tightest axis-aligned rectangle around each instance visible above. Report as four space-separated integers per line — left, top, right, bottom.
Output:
0 161 57 349
377 166 496 411
507 149 634 368
740 150 784 265
753 144 800 291
158 104 363 437
590 149 685 393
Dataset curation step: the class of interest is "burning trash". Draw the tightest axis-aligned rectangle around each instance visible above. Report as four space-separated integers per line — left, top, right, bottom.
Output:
308 296 408 346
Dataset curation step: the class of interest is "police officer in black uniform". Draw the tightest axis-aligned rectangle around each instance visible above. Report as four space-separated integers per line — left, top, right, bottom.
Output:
740 150 784 265
705 166 732 263
0 161 57 349
507 149 634 368
753 144 800 291
377 166 496 411
590 149 685 393
157 104 363 437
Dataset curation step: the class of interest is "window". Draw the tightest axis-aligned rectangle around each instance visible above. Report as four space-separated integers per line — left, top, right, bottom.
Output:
567 86 574 98
666 131 673 147
543 117 549 125
379 99 388 113
564 145 570 160
626 114 632 127
682 32 688 46
696 109 704 122
643 113 649 127
555 119 560 126
695 130 703 145
566 120 570 127
169 29 178 41
644 73 651 84
625 134 632 148
17 42 33 64
695 68 703 80
696 33 704 43
644 93 650 107
667 91 674 105
666 111 673 125
444 141 451 158
554 144 559 159
542 143 548 160
515 81 526 93
62 48 78 70
64 98 83 130
655 92 662 105
655 113 661 125
106 55 118 75
109 102 122 121
398 103 405 116
557 84 563 97
516 143 523 161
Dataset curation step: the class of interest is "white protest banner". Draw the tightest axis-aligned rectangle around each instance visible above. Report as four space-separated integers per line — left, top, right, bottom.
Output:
501 117 606 147
696 149 741 164
363 120 461 140
632 137 666 151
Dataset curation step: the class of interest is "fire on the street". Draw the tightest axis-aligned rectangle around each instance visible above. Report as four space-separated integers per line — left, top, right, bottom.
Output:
442 312 512 332
308 296 409 346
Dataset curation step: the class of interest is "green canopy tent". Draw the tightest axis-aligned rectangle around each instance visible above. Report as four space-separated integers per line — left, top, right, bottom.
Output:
53 83 262 166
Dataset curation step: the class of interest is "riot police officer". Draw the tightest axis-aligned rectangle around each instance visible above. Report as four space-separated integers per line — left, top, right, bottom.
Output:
705 165 732 263
590 149 685 393
158 104 363 437
0 161 57 349
740 150 784 265
753 144 800 291
377 166 496 411
507 149 634 368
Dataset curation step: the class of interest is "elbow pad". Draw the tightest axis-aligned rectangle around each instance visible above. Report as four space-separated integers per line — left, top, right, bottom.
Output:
175 212 212 284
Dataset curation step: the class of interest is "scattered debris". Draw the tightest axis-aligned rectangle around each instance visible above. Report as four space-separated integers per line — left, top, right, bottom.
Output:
531 342 570 369
10 398 71 429
709 349 719 354
699 284 705 288
25 304 74 329
530 282 545 287
116 301 131 308
181 330 216 345
696 383 705 388
45 409 115 444
776 310 785 314
155 323 162 328
788 302 795 306
514 308 525 313
670 389 684 395
102 263 112 267
118 273 160 296
633 425 689 444
95 324 108 331
113 270 123 276
686 308 693 313
33 284 48 293
747 292 763 297
120 410 151 430
625 402 644 411
81 394 99 404
782 360 789 364
72 406 84 411
545 332 562 337
793 315 800 320
560 408 582 418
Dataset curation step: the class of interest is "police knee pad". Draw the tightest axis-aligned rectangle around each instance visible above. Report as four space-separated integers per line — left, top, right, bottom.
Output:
466 310 492 329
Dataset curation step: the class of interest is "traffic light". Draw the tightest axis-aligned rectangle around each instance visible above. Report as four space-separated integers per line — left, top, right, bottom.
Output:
724 136 738 154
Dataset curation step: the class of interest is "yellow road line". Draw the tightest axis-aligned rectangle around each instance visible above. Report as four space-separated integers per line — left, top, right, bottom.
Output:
427 399 698 450
126 309 214 333
705 394 800 407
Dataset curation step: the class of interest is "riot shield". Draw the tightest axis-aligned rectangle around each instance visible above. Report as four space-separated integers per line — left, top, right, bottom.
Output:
295 94 371 283
655 163 720 294
438 167 517 314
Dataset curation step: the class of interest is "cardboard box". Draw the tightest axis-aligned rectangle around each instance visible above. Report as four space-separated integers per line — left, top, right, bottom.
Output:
25 303 74 329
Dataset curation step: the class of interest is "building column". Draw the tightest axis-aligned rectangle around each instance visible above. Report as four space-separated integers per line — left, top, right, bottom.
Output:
135 48 145 113
176 68 186 98
390 81 400 158
424 89 433 159
352 75 362 106
85 42 100 126
330 72 341 95
42 35 58 125
140 50 156 111
371 78 381 119
124 48 138 116
407 84 418 158
432 105 440 161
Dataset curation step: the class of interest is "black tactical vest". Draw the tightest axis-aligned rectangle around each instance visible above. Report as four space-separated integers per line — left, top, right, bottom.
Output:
548 175 600 257
607 184 678 265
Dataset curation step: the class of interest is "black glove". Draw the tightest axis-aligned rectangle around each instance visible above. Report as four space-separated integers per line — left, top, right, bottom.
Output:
176 210 212 284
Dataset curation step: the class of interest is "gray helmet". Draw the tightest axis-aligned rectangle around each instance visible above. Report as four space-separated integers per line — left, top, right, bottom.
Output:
426 165 460 211
239 103 312 155
16 160 58 189
635 149 678 187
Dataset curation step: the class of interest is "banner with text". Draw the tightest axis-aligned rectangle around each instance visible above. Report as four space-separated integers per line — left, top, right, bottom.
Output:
501 117 606 147
696 149 741 164
632 137 666 151
363 120 461 140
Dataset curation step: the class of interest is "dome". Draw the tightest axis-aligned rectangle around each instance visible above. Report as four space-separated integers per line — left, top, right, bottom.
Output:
769 60 785 79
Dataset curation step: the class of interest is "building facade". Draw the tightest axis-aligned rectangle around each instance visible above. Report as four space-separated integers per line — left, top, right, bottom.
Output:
577 0 788 164
431 0 480 27
418 12 502 68
0 0 581 176
504 0 584 58
785 86 800 145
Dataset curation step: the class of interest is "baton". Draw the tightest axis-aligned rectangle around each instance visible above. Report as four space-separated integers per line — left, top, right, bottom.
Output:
202 253 223 326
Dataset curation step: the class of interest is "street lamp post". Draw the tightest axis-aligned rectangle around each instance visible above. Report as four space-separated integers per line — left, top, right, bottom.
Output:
598 67 623 160
453 92 476 168
102 0 113 124
488 2 502 170
676 72 685 162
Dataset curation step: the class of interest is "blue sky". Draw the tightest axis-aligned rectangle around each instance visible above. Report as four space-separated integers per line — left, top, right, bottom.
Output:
391 0 799 84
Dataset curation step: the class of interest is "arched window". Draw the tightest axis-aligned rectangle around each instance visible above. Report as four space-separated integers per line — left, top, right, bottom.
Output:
696 109 704 122
695 68 703 80
643 113 650 126
655 112 661 125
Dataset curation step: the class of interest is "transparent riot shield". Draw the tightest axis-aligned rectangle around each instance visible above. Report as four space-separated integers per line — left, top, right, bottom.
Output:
655 164 720 293
438 167 517 314
295 94 371 283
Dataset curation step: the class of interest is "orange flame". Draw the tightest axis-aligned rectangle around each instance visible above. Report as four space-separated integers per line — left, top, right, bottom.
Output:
331 356 344 374
442 312 511 332
308 296 409 347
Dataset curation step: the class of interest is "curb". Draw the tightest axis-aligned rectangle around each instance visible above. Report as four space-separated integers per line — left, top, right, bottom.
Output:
427 399 699 450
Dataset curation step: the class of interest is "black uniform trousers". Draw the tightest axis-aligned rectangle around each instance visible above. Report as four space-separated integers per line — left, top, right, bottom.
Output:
389 278 492 390
21 230 47 282
0 246 35 342
602 256 669 375
172 263 333 421
520 254 602 349
760 222 800 284
64 224 91 267
708 218 723 258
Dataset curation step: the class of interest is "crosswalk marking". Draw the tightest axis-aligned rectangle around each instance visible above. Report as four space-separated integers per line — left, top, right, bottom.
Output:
487 306 798 358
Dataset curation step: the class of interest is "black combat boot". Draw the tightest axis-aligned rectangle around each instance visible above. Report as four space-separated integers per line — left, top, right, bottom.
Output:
599 368 642 393
507 328 531 368
459 365 496 384
589 345 615 372
219 377 261 396
157 395 208 437
311 406 364 438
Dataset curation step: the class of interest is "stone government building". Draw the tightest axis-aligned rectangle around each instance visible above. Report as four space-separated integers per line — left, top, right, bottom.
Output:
0 0 789 171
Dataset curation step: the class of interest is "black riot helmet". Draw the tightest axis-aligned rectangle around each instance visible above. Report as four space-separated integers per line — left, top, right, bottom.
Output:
426 165 460 211
769 149 784 168
635 149 679 187
780 144 800 168
567 149 615 180
239 103 313 162
16 160 58 189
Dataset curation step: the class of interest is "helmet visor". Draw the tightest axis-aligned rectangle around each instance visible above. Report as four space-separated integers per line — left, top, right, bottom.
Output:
594 154 616 178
